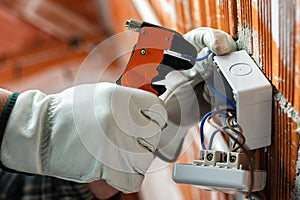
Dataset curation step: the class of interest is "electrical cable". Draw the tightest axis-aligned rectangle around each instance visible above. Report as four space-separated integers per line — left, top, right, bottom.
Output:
195 50 212 62
206 110 232 150
209 109 235 149
199 111 214 150
207 109 254 198
207 128 220 150
208 85 237 110
211 110 233 147
199 85 236 149
208 109 245 152
181 50 212 62
225 116 245 152
207 125 240 150
199 109 232 150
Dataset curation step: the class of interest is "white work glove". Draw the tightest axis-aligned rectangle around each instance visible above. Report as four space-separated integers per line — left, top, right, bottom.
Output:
154 28 237 162
0 83 167 193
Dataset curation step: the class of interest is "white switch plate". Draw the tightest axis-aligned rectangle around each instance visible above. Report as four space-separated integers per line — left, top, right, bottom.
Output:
173 164 266 193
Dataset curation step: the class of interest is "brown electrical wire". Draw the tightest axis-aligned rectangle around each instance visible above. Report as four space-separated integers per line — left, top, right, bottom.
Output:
206 109 255 198
208 109 238 151
207 109 246 152
211 109 237 147
225 115 246 151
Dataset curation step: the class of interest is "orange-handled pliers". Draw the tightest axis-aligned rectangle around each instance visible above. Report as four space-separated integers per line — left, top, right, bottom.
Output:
116 19 197 96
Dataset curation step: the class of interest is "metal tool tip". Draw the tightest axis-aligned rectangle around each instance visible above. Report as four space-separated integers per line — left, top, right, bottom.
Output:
125 19 143 32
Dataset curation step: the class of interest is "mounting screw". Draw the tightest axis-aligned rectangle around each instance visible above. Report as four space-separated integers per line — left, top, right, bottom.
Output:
140 48 147 55
141 29 147 35
206 153 214 161
166 36 171 41
229 155 236 163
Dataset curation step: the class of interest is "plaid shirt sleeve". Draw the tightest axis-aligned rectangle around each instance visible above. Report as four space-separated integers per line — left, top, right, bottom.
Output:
0 169 121 200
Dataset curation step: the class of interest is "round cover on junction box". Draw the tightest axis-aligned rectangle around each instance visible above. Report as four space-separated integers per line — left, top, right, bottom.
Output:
229 63 252 76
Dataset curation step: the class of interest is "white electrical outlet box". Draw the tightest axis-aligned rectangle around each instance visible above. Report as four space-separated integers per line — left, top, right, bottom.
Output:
213 50 272 149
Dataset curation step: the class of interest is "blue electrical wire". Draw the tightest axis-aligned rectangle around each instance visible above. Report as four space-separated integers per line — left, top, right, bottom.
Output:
199 110 231 150
199 111 214 150
199 86 237 150
208 85 237 110
195 50 212 62
181 50 212 62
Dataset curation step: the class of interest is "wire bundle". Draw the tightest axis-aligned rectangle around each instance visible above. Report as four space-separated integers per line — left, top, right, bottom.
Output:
198 86 255 197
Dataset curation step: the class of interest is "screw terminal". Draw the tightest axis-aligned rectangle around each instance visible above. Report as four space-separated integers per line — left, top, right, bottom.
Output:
194 150 249 170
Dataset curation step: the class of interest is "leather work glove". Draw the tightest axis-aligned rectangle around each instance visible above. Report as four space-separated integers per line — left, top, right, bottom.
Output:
0 83 167 193
154 28 237 162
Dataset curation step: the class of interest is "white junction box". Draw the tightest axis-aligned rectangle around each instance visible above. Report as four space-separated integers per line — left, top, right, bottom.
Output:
172 50 272 193
213 50 272 149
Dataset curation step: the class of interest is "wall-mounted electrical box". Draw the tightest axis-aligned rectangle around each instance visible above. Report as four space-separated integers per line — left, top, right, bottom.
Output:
173 50 272 194
213 50 272 149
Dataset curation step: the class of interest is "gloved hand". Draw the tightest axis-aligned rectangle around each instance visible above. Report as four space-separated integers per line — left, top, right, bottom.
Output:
154 28 237 162
0 83 167 193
